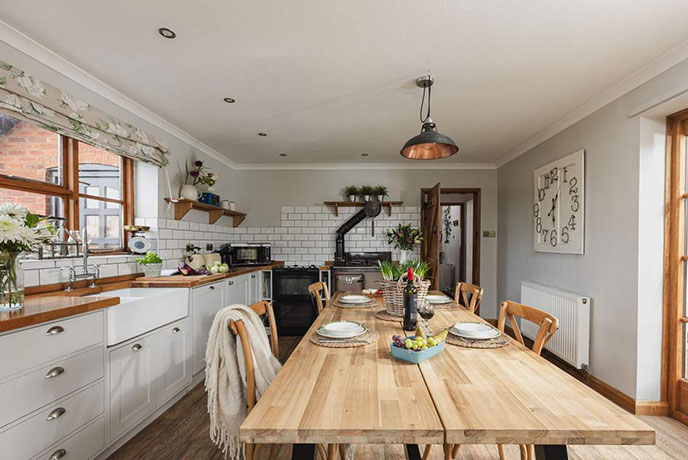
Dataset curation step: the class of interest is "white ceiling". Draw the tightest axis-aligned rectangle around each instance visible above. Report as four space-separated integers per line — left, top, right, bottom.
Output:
2 0 688 166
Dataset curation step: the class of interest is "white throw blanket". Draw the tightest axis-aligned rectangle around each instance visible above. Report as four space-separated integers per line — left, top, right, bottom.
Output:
205 304 282 460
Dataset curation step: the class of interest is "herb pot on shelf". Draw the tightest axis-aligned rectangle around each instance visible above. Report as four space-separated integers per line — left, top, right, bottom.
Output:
376 195 385 202
140 263 163 278
0 250 24 311
348 195 357 202
180 184 201 201
363 195 371 202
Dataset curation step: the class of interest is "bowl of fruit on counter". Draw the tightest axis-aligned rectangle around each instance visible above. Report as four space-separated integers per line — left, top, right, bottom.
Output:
390 327 448 364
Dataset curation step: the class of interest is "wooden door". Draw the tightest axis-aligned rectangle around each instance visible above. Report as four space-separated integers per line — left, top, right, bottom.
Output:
109 333 157 441
157 318 192 406
421 182 441 290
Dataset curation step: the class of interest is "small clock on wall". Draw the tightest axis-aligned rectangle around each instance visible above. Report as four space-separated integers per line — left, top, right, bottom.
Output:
533 149 585 254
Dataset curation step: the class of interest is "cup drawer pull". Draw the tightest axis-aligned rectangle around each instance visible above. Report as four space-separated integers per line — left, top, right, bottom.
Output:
49 449 67 460
131 343 143 351
45 325 65 336
45 366 65 379
46 407 66 421
172 327 181 333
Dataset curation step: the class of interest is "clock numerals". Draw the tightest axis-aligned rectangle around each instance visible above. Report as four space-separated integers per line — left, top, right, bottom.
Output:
542 228 548 242
569 177 578 195
549 167 558 184
562 167 568 183
561 226 570 244
571 195 580 212
533 203 540 217
535 217 542 234
568 214 576 230
538 188 545 201
550 229 557 247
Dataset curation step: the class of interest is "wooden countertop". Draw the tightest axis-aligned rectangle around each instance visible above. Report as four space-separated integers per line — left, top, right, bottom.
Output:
0 295 119 334
132 262 284 288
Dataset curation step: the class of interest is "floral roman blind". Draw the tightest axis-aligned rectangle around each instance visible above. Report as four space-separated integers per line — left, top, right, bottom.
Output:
0 60 169 167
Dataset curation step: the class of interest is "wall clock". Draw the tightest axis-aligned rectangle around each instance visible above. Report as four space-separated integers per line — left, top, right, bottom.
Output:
533 149 585 254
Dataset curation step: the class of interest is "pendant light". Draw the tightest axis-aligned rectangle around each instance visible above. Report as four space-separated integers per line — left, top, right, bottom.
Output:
400 75 458 160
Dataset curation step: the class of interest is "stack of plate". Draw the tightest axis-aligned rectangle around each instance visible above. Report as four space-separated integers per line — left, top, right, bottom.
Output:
339 295 371 305
316 321 367 339
449 322 500 340
425 294 453 305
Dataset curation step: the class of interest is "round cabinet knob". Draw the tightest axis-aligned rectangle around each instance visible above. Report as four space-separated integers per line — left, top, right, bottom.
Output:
46 407 66 421
45 325 65 336
45 367 65 379
49 449 67 460
131 343 143 352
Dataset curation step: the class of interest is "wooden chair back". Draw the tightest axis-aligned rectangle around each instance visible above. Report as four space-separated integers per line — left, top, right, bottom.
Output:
308 281 330 314
454 282 484 314
228 301 279 414
497 300 558 356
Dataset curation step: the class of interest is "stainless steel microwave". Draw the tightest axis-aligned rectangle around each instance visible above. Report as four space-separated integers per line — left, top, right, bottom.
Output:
220 243 271 266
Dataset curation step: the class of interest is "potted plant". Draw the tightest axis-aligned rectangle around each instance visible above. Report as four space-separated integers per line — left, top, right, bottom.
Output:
136 251 164 278
386 224 423 263
373 185 388 202
182 160 218 201
0 204 53 310
359 185 374 202
343 185 360 202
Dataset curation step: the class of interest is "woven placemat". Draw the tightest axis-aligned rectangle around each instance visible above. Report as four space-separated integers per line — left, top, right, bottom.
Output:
430 301 460 310
333 299 379 309
445 331 511 349
375 309 403 322
309 329 379 348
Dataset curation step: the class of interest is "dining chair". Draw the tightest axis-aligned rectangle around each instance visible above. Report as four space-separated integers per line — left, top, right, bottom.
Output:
230 301 329 460
439 300 559 460
308 281 331 315
454 282 484 314
228 301 280 460
495 300 559 460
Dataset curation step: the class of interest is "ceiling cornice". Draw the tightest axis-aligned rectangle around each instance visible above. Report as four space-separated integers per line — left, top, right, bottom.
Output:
0 19 239 170
234 162 496 170
495 37 688 169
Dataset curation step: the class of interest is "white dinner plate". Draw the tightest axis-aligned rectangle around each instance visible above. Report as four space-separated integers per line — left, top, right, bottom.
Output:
316 325 367 339
320 321 362 335
425 294 452 304
450 322 501 340
339 295 371 304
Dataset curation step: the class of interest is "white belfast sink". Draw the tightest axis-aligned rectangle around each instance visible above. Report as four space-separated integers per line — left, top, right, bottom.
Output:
87 288 189 346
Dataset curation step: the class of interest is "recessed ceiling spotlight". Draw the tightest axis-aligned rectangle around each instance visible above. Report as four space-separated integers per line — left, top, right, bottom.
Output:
361 153 369 157
258 132 267 137
157 27 176 39
223 97 235 103
279 153 287 157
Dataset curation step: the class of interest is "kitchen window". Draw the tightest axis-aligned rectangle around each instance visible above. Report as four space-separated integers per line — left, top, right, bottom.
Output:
0 113 134 253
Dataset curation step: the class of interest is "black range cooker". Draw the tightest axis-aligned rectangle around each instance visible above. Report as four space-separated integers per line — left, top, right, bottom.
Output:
272 265 321 336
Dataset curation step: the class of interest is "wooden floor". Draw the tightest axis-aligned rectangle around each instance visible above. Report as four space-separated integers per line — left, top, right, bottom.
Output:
110 337 688 460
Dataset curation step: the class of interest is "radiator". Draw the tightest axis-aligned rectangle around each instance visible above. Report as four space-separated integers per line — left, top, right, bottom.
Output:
520 281 590 370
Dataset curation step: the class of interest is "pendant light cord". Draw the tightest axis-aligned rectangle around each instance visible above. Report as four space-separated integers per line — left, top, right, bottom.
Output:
419 77 432 123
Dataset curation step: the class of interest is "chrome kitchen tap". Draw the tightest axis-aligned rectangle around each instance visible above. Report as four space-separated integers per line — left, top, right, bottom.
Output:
65 228 100 291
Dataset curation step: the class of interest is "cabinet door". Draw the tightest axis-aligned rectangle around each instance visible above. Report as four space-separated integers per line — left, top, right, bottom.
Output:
157 318 192 406
223 275 249 307
191 283 224 375
249 272 260 304
109 333 156 442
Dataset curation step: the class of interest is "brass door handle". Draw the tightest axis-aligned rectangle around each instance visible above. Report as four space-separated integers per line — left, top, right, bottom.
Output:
49 449 67 460
131 343 143 351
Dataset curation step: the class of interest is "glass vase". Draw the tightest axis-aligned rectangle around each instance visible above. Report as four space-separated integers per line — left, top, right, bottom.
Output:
0 250 24 311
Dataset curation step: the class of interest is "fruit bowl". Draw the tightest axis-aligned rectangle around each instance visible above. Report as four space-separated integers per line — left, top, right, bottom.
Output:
390 336 445 364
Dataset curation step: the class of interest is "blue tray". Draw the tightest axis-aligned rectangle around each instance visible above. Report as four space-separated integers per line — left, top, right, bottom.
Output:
390 336 445 364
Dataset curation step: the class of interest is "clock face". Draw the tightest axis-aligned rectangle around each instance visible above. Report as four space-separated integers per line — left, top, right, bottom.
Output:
533 149 585 254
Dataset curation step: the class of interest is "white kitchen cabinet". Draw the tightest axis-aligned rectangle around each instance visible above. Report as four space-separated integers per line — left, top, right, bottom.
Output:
109 332 157 442
248 272 261 304
191 281 224 375
224 274 249 306
157 317 192 406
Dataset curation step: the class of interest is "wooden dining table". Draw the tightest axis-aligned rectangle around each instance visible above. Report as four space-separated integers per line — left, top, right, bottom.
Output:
239 292 655 460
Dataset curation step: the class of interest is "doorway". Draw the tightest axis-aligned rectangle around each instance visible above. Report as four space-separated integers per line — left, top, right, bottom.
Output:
421 185 480 291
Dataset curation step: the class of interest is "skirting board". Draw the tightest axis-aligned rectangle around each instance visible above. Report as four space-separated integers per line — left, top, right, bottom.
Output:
486 319 669 416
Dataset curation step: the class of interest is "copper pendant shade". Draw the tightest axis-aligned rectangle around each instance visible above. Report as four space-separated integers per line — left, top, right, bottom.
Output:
400 75 458 160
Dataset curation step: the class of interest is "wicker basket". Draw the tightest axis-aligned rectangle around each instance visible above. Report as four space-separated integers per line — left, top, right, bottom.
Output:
381 273 431 316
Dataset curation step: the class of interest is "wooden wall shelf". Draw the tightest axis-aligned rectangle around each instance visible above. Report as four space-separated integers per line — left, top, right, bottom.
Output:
323 201 403 217
165 198 246 226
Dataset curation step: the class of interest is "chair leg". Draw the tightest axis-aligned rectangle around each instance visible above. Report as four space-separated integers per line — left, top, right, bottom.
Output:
338 444 349 460
327 443 338 460
247 443 255 460
422 444 432 460
254 444 263 458
497 444 505 460
519 444 528 460
443 444 452 460
451 444 461 459
267 444 276 459
526 445 535 460
316 444 328 460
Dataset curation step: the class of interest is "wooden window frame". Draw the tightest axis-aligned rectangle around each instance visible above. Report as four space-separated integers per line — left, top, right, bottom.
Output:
0 133 134 253
665 109 688 425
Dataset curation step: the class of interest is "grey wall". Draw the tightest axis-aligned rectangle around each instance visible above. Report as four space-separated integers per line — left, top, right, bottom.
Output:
496 60 688 400
235 168 500 317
